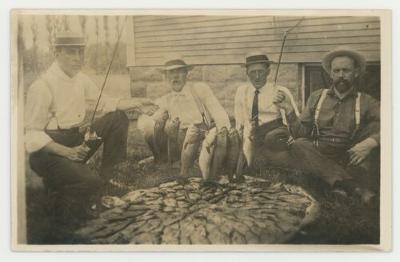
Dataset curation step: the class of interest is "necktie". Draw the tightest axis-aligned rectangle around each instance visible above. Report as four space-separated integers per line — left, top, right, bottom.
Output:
251 89 260 126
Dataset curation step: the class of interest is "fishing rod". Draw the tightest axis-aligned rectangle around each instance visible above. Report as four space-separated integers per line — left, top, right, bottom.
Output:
273 17 304 86
273 17 304 143
85 16 128 142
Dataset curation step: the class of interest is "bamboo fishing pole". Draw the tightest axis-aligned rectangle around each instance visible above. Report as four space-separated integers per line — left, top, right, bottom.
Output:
85 16 128 143
273 17 304 143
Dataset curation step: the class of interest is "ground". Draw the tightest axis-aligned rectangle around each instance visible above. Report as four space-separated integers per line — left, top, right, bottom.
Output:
25 120 380 245
24 73 379 244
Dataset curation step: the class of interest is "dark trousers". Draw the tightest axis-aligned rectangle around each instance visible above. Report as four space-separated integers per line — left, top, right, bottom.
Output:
290 137 379 191
29 111 129 216
252 120 294 169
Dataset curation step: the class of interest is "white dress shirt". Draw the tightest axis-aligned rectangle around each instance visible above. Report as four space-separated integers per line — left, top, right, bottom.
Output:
234 82 299 130
153 82 231 130
25 61 120 153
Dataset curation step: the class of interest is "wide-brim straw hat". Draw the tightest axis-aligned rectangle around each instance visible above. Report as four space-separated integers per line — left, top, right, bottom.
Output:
160 55 194 72
322 46 366 75
53 31 86 47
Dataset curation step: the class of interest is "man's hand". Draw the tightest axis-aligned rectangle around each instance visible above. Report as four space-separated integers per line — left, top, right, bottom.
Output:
63 144 91 162
347 138 378 166
141 104 159 116
273 90 293 113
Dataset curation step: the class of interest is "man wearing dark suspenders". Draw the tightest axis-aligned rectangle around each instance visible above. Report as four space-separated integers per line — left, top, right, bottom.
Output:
25 31 156 224
274 46 380 204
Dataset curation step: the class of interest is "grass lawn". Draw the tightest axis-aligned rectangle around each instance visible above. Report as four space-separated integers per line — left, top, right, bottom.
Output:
23 73 379 245
25 120 380 245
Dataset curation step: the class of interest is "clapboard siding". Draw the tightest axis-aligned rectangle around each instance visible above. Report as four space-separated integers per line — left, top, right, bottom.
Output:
134 17 377 37
135 29 380 48
136 36 380 54
128 16 380 66
134 22 380 45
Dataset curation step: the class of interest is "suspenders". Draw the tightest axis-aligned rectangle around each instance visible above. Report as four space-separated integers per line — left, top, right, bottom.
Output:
354 92 361 138
312 89 361 146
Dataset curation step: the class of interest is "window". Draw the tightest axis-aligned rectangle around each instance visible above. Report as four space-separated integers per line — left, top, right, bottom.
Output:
303 63 381 102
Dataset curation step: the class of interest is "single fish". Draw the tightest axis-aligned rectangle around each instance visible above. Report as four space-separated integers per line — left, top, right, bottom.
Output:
199 127 218 181
209 127 228 181
101 196 128 209
165 117 181 164
243 121 257 167
137 114 157 157
153 110 169 162
180 125 202 176
235 126 246 182
225 128 241 181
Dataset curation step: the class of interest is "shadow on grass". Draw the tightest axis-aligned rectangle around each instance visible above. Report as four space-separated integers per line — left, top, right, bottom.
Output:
25 122 380 244
252 166 380 244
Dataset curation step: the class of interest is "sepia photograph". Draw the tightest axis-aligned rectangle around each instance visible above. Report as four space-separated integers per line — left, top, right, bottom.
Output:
10 9 391 251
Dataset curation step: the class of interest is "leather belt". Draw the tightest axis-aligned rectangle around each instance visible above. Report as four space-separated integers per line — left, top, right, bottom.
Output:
317 136 350 144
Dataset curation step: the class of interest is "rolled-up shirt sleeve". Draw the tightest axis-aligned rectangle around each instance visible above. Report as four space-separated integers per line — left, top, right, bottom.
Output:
150 95 168 120
25 80 53 153
363 94 380 144
196 83 231 130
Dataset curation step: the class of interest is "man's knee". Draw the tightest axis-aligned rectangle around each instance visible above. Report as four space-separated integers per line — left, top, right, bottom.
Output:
263 127 289 151
290 137 314 152
113 110 129 128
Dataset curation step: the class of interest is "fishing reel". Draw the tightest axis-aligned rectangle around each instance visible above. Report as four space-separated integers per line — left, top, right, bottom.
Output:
83 127 102 149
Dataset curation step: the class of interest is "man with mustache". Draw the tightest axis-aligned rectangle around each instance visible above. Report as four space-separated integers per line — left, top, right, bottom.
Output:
25 31 156 223
274 46 380 203
138 55 231 178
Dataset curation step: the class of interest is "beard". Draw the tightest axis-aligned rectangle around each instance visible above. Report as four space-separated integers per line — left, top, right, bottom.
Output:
333 78 351 93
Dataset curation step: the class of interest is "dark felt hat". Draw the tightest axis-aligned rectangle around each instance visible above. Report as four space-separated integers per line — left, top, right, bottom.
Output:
54 31 86 47
243 51 273 67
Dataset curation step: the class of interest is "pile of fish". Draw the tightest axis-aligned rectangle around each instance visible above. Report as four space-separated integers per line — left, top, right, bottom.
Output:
75 176 319 244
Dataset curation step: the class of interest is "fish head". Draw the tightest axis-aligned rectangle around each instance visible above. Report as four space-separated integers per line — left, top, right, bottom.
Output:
219 126 229 135
172 117 181 127
228 128 240 140
205 127 218 145
161 110 169 120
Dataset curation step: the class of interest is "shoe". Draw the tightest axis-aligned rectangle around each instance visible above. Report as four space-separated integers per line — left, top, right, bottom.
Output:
234 175 246 184
138 156 155 170
176 176 190 185
332 179 356 196
103 179 131 197
331 188 348 199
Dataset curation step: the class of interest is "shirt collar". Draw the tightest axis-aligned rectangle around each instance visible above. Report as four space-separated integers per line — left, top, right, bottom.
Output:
170 82 190 96
328 85 358 100
249 82 270 93
48 61 80 82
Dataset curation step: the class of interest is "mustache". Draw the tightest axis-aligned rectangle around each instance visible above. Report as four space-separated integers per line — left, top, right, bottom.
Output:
334 78 350 86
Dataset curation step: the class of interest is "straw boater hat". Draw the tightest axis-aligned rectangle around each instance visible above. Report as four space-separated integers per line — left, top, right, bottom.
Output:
322 46 366 75
160 55 194 72
243 51 273 67
53 31 86 47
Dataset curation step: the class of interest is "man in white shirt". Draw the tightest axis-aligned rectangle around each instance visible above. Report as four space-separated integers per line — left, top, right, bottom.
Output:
234 52 299 168
139 55 231 178
25 31 155 222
